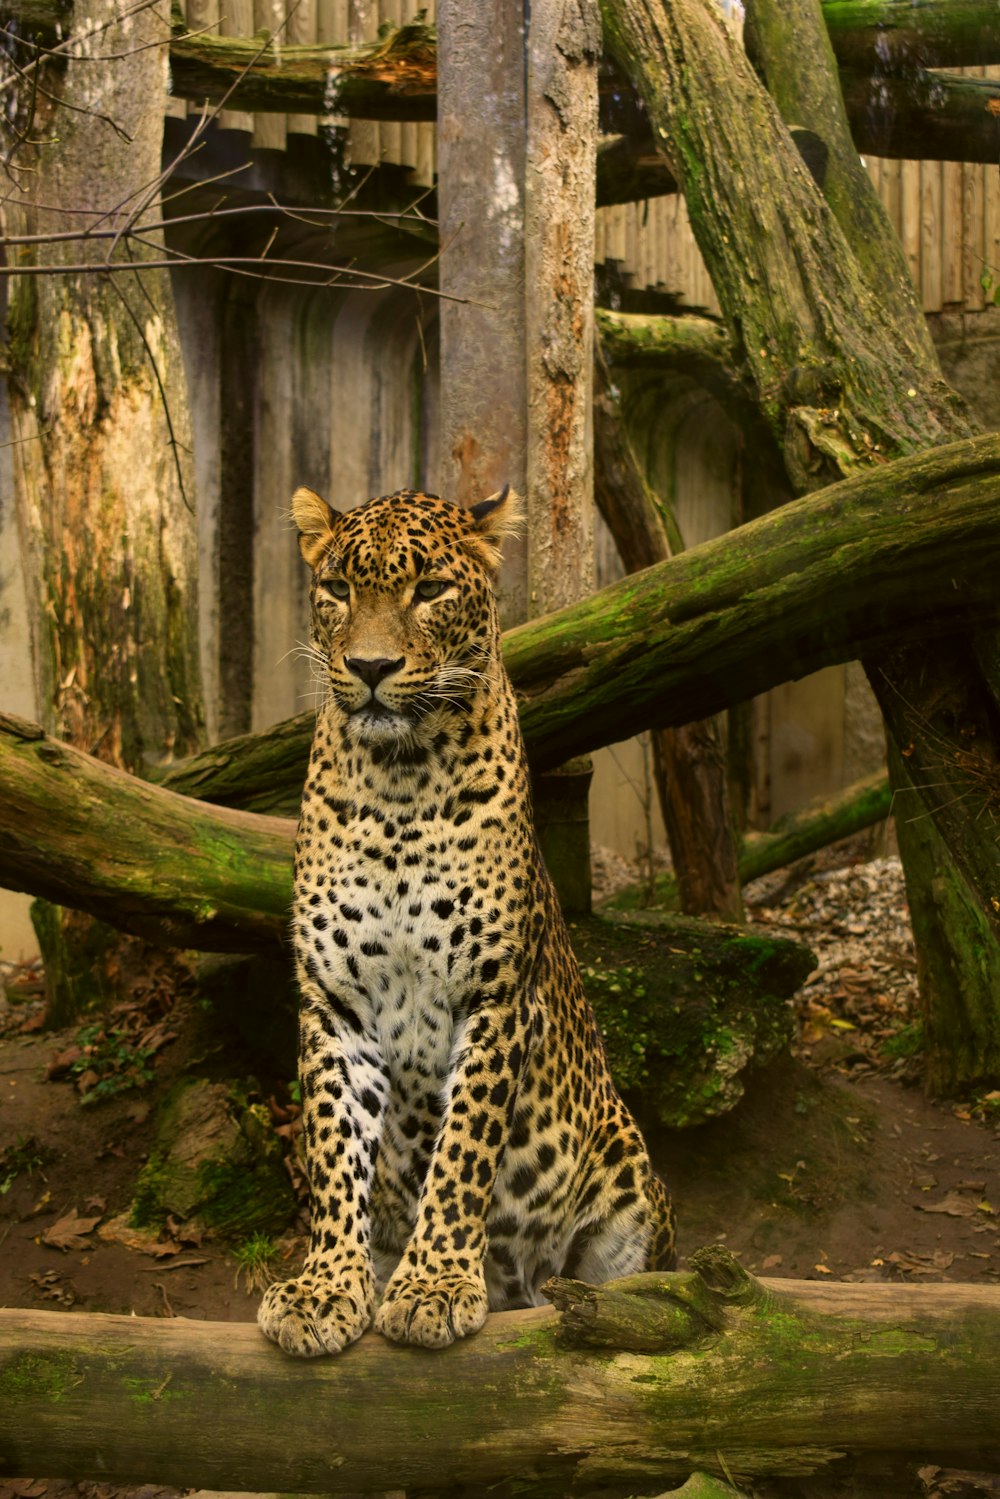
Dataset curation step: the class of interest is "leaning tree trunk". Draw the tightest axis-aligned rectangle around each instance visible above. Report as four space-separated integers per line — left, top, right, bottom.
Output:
3 440 998 949
593 343 743 923
2 0 205 1020
601 0 1000 1093
2 1251 999 1494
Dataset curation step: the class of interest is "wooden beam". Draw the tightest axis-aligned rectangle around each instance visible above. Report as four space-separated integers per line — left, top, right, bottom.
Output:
3 6 999 167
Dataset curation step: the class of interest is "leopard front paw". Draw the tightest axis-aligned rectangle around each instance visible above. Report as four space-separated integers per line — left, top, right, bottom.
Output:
374 1266 489 1349
258 1268 374 1357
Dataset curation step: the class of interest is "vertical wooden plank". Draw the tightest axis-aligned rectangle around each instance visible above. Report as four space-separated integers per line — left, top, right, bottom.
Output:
900 160 922 303
252 0 287 150
348 0 381 167
378 0 403 165
164 0 187 119
218 0 253 132
919 159 942 313
410 0 436 186
594 206 607 268
436 0 528 620
607 205 627 264
984 68 1000 305
962 159 985 308
318 0 350 132
524 0 599 616
987 159 1000 306
942 159 964 307
878 155 903 239
287 0 317 137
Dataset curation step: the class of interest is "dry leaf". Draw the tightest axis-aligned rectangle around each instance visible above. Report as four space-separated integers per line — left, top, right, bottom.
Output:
915 1192 977 1218
42 1208 102 1251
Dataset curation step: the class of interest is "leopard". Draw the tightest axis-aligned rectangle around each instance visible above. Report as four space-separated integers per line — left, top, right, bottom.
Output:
257 483 676 1358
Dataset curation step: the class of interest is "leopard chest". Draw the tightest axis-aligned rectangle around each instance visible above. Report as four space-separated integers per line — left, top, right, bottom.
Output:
295 787 525 1083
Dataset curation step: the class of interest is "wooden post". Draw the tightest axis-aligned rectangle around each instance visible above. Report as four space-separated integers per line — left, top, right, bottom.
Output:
523 0 600 914
435 0 529 620
436 0 599 910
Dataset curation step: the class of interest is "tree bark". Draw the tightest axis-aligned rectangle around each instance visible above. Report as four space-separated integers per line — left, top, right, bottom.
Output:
2 0 206 1019
602 0 1000 1092
3 1 204 771
2 1251 999 1493
820 0 1000 70
594 341 743 923
0 711 293 953
746 0 1000 1088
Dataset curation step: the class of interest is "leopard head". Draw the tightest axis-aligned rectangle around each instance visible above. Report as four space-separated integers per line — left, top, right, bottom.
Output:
292 485 522 749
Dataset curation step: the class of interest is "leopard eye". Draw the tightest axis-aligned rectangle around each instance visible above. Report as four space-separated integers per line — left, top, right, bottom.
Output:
321 576 350 602
414 578 450 601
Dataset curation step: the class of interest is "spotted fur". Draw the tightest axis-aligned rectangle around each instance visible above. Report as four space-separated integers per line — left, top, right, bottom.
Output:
257 485 676 1357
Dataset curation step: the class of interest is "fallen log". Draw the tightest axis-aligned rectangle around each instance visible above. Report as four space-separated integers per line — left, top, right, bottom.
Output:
1 1249 998 1494
0 711 294 953
606 769 893 911
3 436 999 945
4 5 1000 166
158 432 1000 810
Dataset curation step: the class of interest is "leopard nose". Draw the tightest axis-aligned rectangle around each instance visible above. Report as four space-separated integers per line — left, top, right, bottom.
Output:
345 656 404 690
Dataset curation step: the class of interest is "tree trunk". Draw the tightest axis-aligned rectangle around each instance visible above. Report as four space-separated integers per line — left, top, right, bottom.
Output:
746 0 1000 1087
594 344 743 923
2 1251 999 1493
2 0 205 1019
602 0 1000 1093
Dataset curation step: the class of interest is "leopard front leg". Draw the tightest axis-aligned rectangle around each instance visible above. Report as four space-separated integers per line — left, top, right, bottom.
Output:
258 995 387 1356
375 990 535 1349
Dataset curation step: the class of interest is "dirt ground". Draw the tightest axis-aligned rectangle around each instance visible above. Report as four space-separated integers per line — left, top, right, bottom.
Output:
1 844 999 1499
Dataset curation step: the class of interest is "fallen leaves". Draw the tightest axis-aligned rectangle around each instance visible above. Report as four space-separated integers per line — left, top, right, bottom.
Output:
41 1208 102 1252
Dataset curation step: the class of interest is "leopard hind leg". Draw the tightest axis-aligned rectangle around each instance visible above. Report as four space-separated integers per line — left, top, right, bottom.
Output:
565 1168 676 1283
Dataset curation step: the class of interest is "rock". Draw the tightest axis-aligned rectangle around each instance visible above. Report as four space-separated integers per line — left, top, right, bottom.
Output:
131 1078 294 1239
571 912 815 1129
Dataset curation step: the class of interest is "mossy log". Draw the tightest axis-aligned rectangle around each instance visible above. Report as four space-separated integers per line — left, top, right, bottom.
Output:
3 4 1000 165
156 432 1000 812
169 21 437 120
607 770 892 912
820 0 1000 70
2 1249 1000 1493
0 711 294 953
1 437 999 950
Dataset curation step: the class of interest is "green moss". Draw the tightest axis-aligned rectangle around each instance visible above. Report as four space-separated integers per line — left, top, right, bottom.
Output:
0 1352 76 1403
131 1078 295 1239
571 913 814 1129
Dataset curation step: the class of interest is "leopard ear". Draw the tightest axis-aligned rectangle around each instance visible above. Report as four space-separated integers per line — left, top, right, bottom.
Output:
467 485 524 571
291 486 338 569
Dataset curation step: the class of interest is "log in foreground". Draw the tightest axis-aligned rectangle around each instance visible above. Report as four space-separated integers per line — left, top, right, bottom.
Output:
2 1249 999 1493
160 432 1000 811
